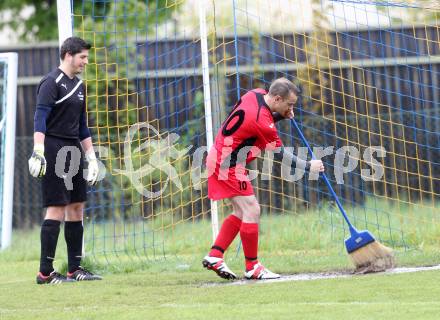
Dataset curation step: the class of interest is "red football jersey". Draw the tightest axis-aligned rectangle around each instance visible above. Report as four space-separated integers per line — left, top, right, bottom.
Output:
206 89 283 200
207 88 282 175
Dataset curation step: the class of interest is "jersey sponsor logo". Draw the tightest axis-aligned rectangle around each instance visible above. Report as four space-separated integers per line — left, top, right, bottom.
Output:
61 83 67 90
269 123 274 128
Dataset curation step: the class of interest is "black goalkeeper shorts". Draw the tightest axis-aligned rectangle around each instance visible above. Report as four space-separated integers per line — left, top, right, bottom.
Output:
41 135 87 207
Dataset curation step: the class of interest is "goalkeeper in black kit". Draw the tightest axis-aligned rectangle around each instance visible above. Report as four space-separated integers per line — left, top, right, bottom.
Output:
29 37 102 284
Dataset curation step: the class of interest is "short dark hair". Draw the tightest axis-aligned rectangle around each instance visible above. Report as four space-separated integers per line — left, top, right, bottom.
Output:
60 37 91 60
268 77 300 99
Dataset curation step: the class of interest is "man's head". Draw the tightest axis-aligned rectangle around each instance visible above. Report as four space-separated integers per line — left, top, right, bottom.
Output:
266 77 300 118
60 37 91 75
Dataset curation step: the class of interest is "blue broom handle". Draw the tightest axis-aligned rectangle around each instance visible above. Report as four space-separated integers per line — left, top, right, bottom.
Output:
291 119 357 232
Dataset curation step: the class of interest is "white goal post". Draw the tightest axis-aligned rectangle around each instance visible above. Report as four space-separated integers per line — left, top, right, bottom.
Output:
0 52 18 250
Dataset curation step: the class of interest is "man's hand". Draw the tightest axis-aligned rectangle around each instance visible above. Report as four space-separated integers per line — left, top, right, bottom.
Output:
273 110 295 122
85 151 99 186
28 144 46 178
309 159 325 173
282 109 294 119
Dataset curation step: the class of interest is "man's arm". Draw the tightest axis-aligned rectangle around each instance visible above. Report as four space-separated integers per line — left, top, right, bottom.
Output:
29 92 55 178
34 131 45 145
79 108 93 155
80 137 99 186
273 146 311 171
272 146 324 174
79 106 99 186
80 137 94 154
33 76 57 139
33 103 52 145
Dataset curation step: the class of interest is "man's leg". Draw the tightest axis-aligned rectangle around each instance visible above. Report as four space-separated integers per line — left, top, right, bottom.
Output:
39 206 65 276
202 208 241 279
202 204 243 280
204 166 254 280
208 204 243 258
231 196 280 280
37 136 78 284
37 206 76 284
65 202 102 281
65 202 84 274
230 196 260 271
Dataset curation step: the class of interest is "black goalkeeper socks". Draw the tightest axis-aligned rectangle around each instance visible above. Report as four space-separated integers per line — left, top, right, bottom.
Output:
39 220 84 275
64 221 83 273
39 219 61 276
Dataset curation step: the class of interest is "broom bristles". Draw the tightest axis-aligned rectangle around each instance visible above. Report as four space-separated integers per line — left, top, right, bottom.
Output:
349 241 395 273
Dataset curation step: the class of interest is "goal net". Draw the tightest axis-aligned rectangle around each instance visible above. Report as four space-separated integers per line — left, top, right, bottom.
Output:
65 0 440 266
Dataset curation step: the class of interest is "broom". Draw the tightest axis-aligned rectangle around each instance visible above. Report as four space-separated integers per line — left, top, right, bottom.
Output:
291 119 395 273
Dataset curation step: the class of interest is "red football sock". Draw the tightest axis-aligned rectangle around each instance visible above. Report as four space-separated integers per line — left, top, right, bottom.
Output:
209 214 242 258
240 222 259 271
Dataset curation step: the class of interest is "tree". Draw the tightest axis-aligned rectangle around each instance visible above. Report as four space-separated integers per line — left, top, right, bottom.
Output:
0 0 172 42
0 0 58 41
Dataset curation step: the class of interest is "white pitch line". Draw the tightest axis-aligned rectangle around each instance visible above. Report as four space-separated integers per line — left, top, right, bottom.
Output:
386 264 440 275
203 264 440 287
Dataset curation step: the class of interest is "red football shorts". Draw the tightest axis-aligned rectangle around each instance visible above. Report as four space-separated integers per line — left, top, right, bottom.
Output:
207 166 254 200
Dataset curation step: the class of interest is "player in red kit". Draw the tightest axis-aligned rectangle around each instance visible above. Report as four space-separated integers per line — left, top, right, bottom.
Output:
203 77 325 280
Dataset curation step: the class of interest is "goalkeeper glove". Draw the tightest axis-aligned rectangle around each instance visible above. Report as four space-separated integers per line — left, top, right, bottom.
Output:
28 144 46 178
85 150 99 186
